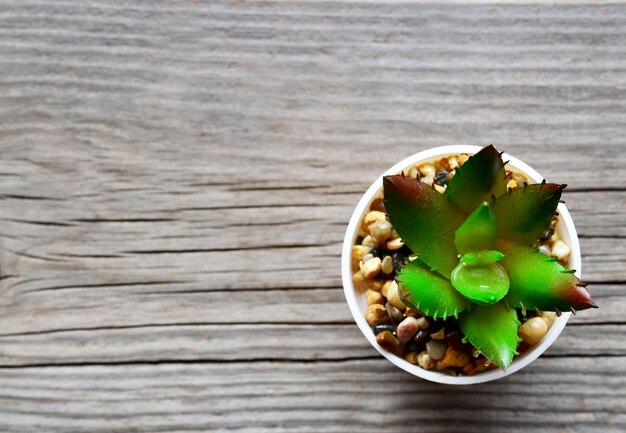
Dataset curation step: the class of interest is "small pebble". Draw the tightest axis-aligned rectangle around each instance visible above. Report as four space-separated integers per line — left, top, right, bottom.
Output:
404 307 419 318
435 157 451 172
551 240 571 261
539 311 557 327
506 179 518 190
415 317 429 330
369 279 384 292
413 329 429 344
537 244 552 256
360 257 381 278
435 364 457 376
438 346 471 368
420 176 434 186
418 163 436 178
381 280 391 298
362 235 377 247
365 289 384 305
540 228 555 242
370 196 385 212
386 237 405 251
447 156 459 170
364 210 386 227
397 317 419 343
474 358 491 372
352 271 369 292
372 324 395 336
385 281 406 311
434 170 449 186
513 173 527 186
426 340 448 360
519 316 548 345
385 302 404 322
430 328 446 340
381 255 394 274
376 330 403 356
370 220 392 243
365 304 390 326
361 253 374 263
352 245 370 270
417 351 437 370
405 351 420 365
463 363 477 376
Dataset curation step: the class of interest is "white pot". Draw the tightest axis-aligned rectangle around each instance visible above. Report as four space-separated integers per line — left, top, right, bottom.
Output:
341 145 581 385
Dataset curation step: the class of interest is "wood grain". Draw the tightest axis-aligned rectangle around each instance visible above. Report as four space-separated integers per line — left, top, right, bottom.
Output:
0 358 624 433
0 0 625 432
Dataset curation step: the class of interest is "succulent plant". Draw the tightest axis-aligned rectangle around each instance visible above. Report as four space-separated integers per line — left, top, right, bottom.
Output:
383 145 597 370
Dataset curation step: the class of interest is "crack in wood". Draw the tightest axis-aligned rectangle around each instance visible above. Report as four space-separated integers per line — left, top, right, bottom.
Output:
0 219 75 227
1 353 624 370
121 241 341 254
0 356 381 369
0 194 63 201
21 280 191 295
71 218 178 223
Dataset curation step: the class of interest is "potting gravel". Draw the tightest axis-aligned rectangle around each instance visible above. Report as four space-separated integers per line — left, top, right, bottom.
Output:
352 153 569 376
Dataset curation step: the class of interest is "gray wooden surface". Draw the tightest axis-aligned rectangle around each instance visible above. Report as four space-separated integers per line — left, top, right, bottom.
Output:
0 1 625 432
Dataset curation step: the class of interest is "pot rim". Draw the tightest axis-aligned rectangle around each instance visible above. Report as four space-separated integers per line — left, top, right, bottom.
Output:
341 144 581 385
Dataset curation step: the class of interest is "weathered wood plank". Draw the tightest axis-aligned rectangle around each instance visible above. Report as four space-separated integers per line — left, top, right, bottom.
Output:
0 0 626 431
0 358 624 433
0 322 622 367
0 283 621 336
0 193 623 299
0 189 624 249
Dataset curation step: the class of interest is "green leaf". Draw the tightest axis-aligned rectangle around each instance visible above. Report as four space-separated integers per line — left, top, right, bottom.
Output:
492 182 565 246
445 145 507 213
459 302 521 370
497 240 597 312
397 260 471 320
383 175 465 278
451 259 510 305
454 201 498 254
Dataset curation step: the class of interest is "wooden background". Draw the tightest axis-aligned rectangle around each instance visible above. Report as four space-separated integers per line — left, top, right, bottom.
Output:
0 1 625 431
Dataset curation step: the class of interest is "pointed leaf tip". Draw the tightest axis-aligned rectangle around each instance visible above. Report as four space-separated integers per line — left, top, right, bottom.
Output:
445 145 507 213
498 240 596 312
459 302 520 370
492 183 565 246
383 175 465 278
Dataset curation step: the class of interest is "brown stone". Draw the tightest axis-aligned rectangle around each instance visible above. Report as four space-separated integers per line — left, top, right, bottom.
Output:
404 351 419 365
376 330 403 356
463 363 476 376
438 346 471 368
364 304 390 326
